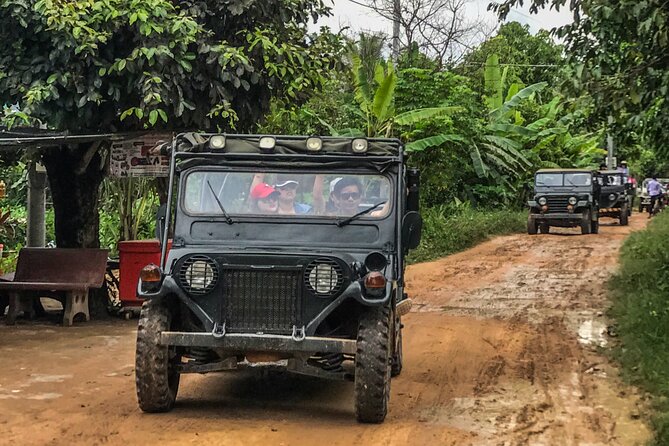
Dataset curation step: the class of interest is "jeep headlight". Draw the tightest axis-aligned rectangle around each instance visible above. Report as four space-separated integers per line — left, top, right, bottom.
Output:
308 264 338 294
538 197 547 205
305 260 344 297
609 193 616 201
568 196 577 205
179 255 218 295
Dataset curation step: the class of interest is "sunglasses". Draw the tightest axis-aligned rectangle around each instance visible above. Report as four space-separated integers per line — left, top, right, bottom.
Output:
339 192 361 200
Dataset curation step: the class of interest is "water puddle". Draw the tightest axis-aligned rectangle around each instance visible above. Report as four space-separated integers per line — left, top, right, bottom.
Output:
29 374 72 383
577 319 608 347
26 393 62 400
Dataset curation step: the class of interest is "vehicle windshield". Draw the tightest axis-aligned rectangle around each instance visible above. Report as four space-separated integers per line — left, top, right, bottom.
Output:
536 172 592 187
603 174 623 186
183 171 392 218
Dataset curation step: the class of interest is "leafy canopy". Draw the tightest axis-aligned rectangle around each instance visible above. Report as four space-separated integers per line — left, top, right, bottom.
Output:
0 0 341 132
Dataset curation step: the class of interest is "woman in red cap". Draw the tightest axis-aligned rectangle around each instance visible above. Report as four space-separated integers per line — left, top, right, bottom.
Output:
249 183 280 214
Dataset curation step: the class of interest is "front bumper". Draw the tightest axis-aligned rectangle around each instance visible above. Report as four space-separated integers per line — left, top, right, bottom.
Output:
161 331 356 355
529 212 585 226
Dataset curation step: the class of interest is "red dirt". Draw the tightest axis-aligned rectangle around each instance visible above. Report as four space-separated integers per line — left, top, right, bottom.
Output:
0 214 652 445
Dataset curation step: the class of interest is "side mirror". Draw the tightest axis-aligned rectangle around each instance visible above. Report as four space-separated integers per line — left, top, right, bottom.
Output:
155 204 167 245
402 211 423 250
407 167 420 212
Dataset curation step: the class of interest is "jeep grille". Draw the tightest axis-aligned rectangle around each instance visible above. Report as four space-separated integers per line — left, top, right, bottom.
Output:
221 266 302 334
545 196 569 213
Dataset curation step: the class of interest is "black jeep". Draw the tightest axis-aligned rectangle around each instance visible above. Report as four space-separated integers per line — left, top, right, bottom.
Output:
527 169 601 235
597 170 631 225
134 133 422 423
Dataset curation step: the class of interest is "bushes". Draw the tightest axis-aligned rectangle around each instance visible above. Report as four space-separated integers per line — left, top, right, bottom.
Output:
609 211 669 444
407 205 526 264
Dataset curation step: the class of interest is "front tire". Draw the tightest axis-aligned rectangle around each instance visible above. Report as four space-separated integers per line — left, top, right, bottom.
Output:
580 209 592 235
527 215 538 235
355 306 391 423
591 219 599 234
620 203 629 225
136 300 181 413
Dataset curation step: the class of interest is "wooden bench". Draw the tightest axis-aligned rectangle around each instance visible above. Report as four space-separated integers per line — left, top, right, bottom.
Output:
0 248 108 326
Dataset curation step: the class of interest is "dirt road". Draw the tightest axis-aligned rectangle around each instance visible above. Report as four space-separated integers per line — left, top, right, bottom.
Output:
0 214 652 445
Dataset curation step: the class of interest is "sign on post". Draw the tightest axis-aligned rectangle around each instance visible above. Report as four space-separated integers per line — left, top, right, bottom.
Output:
110 134 171 177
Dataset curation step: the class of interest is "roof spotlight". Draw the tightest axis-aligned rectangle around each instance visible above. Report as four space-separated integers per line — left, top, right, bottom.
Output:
306 137 323 152
351 138 368 154
208 134 226 150
259 136 276 151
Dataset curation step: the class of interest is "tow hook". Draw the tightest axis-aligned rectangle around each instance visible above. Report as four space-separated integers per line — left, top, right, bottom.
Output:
212 321 226 339
291 325 306 342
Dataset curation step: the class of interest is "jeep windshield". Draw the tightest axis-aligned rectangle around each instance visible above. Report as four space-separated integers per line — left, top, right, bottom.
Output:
183 170 392 219
536 172 592 187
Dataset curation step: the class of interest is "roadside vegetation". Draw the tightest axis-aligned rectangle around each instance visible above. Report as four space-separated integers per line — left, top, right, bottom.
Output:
407 206 525 264
609 212 669 445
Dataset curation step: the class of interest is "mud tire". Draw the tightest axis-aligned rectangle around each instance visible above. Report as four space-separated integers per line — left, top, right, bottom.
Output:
620 203 629 225
355 306 391 423
135 300 180 413
539 223 550 234
591 219 599 234
391 313 403 377
527 215 538 235
580 209 592 235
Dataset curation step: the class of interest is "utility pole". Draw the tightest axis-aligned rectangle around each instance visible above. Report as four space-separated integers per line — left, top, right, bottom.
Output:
606 115 615 170
27 162 47 247
392 0 400 62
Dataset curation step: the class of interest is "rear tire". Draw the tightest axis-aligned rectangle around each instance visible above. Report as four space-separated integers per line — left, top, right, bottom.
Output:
527 215 538 235
539 223 550 234
355 306 391 423
580 209 591 235
620 203 629 225
135 300 180 413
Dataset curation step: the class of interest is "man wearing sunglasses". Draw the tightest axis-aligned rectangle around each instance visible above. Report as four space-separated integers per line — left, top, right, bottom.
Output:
332 177 364 216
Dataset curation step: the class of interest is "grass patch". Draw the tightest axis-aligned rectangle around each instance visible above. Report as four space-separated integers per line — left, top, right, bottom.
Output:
609 211 669 445
407 205 526 264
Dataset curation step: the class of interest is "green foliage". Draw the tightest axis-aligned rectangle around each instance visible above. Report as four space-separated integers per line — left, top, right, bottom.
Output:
489 1 669 160
458 22 564 91
407 205 526 264
0 0 341 132
99 177 160 256
609 211 669 444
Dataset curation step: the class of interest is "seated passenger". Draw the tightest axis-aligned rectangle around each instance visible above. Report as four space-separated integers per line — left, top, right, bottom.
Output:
250 183 279 214
332 177 363 216
274 177 312 215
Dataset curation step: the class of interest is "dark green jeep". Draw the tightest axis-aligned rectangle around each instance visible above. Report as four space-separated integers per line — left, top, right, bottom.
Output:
598 170 632 225
527 169 601 235
134 133 422 423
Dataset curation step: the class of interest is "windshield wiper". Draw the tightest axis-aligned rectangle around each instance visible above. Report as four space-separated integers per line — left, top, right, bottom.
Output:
336 201 387 227
206 180 233 224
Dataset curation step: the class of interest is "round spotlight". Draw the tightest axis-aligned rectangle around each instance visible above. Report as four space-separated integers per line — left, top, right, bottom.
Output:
306 137 323 152
609 193 616 201
179 255 218 295
568 196 577 205
259 136 276 151
364 252 388 272
308 264 338 294
351 138 368 153
538 197 547 206
209 135 226 150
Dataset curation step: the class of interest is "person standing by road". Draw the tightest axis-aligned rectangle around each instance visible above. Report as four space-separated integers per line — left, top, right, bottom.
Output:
647 175 663 217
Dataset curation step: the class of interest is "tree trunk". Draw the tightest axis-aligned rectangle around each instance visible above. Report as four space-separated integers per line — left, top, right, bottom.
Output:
42 143 109 318
42 144 105 249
